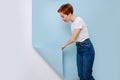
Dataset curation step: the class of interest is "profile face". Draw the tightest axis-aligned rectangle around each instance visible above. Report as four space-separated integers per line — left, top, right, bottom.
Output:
59 12 71 22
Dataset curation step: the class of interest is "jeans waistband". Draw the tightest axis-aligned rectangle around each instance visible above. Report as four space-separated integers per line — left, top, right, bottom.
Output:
76 38 90 45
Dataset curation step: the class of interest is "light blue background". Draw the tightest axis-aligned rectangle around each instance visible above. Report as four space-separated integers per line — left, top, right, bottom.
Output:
32 0 120 80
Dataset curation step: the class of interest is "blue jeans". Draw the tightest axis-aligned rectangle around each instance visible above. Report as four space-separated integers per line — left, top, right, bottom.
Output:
76 38 95 80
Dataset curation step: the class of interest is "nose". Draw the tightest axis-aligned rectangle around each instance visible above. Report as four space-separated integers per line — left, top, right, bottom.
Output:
62 18 66 20
62 19 65 21
62 18 64 21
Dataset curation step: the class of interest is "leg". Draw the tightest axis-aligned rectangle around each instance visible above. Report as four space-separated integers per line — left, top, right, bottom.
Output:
77 53 84 80
82 43 95 80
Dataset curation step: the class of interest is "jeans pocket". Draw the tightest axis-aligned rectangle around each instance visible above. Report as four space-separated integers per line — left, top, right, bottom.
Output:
77 45 89 54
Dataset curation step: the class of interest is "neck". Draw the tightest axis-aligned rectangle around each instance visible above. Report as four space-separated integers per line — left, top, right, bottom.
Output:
70 15 76 22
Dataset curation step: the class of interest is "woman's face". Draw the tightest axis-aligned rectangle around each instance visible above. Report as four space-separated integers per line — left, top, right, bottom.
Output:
59 12 71 22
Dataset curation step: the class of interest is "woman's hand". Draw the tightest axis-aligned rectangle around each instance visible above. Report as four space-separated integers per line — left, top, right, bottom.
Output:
61 44 66 50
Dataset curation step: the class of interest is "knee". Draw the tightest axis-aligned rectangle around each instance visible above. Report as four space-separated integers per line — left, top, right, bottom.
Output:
78 73 83 80
83 72 95 80
83 72 91 80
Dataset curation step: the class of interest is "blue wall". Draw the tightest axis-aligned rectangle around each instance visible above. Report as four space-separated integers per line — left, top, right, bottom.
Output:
32 0 120 80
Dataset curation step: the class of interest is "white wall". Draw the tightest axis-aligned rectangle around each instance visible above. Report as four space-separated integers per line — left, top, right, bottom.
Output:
0 0 62 80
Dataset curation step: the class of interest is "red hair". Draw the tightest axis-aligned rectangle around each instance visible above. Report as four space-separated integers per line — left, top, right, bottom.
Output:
57 3 73 15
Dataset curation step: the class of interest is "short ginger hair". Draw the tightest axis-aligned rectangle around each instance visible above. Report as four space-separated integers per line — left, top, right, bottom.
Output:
57 3 73 15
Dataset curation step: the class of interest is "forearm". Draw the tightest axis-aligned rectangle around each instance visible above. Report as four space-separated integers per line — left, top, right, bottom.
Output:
64 38 75 47
61 29 81 50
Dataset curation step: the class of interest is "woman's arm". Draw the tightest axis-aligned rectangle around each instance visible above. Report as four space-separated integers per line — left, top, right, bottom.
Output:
61 29 82 50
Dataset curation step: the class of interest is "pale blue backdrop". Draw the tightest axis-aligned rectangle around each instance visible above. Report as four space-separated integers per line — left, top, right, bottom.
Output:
32 0 120 80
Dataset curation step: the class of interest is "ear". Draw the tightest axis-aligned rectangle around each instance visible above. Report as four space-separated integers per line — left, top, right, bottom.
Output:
68 13 72 16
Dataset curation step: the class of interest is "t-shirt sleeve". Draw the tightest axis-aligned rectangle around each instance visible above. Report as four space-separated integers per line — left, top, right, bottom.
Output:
73 20 83 29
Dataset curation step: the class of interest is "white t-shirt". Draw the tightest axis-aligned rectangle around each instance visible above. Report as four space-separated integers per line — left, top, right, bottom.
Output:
71 17 89 42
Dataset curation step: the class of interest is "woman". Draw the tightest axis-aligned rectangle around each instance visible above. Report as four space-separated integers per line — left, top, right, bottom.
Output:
57 3 95 80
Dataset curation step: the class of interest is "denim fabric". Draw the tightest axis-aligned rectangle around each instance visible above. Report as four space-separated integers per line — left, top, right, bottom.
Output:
76 38 95 80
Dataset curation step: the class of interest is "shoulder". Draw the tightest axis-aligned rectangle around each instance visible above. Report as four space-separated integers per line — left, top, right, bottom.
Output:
72 17 84 29
77 17 84 22
73 17 84 25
